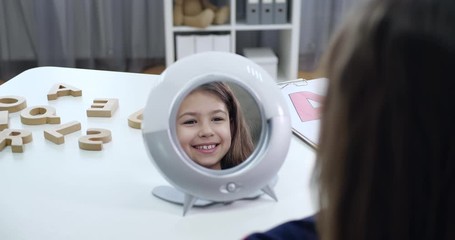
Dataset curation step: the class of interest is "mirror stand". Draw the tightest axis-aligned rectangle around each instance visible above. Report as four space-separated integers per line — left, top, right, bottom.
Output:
152 177 279 216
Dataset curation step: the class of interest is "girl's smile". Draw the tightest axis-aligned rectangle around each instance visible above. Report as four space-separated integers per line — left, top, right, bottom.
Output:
193 143 218 152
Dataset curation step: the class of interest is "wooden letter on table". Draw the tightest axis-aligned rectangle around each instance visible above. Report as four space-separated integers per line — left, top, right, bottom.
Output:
86 98 119 117
0 129 33 153
44 121 82 145
128 108 143 129
0 95 27 113
78 128 112 151
0 111 8 131
20 105 61 125
47 83 82 100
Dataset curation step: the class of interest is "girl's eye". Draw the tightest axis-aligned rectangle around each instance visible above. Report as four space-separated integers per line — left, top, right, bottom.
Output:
212 117 225 122
182 120 197 125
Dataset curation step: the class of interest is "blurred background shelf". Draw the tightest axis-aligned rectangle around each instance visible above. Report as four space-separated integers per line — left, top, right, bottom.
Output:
164 0 301 81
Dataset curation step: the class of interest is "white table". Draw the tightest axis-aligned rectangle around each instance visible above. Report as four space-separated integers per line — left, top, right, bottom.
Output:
0 67 317 240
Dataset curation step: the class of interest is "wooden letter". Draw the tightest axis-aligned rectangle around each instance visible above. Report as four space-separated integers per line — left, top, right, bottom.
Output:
0 111 8 131
86 98 119 117
78 128 112 151
20 105 61 125
47 83 82 100
128 108 143 129
0 95 27 113
0 129 33 153
44 121 81 145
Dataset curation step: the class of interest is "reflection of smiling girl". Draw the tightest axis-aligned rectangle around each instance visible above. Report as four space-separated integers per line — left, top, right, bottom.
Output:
176 82 253 170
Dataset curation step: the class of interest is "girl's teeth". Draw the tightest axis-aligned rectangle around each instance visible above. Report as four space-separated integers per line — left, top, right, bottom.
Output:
197 144 215 150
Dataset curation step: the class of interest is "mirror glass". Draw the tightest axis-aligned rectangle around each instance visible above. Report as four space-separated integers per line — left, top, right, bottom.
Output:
174 81 262 171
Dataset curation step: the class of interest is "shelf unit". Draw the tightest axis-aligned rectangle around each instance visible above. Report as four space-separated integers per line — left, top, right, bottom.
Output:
163 0 301 81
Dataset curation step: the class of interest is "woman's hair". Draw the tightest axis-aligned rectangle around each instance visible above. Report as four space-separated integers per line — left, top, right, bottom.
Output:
315 0 455 240
194 82 254 169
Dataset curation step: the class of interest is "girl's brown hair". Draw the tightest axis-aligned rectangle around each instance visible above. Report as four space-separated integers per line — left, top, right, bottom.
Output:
316 0 455 239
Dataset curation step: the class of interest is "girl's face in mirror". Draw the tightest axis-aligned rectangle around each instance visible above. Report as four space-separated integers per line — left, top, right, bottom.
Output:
176 90 232 170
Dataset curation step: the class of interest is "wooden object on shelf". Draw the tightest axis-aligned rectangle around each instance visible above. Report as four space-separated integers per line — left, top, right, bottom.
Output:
163 0 301 81
0 129 33 153
0 95 27 113
20 105 61 125
173 0 230 28
128 108 144 129
78 128 112 151
44 121 82 145
47 83 82 100
0 110 8 130
86 98 119 117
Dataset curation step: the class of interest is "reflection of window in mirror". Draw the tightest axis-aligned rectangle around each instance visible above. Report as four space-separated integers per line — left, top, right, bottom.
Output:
176 82 256 170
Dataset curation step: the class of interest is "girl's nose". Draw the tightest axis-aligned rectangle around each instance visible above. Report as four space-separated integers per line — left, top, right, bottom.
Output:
198 123 214 137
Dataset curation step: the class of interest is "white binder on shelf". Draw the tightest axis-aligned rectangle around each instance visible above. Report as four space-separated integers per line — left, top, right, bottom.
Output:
260 0 274 24
176 35 195 60
273 0 287 24
194 34 213 53
212 34 231 52
246 0 260 25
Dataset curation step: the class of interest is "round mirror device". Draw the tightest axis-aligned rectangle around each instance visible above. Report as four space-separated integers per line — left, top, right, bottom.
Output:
142 52 291 215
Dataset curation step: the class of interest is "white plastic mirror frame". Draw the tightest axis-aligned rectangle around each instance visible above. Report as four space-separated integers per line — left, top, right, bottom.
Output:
142 52 291 209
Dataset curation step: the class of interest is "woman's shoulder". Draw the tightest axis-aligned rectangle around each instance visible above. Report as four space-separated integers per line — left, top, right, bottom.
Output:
244 215 318 240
